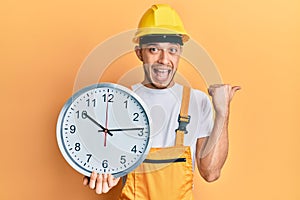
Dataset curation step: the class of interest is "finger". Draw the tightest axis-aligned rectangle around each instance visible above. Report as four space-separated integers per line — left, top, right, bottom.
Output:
230 86 241 100
95 174 103 194
208 83 230 92
208 86 217 96
207 87 213 96
107 174 114 188
208 84 227 96
108 174 120 188
102 174 110 193
232 86 241 92
83 176 90 186
209 84 225 88
89 171 97 189
231 86 241 95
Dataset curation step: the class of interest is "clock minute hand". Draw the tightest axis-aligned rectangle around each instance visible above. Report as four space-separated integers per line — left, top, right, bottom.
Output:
84 113 113 136
98 127 144 132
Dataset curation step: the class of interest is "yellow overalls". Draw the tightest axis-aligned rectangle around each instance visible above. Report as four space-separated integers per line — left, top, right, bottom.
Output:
119 86 194 200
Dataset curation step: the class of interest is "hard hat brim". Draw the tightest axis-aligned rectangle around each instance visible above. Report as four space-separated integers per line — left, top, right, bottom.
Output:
133 27 189 44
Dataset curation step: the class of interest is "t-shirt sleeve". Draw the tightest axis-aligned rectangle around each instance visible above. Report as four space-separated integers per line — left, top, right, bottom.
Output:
197 93 214 138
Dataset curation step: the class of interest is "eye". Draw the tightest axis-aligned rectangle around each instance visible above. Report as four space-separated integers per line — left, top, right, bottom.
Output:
148 47 159 54
168 47 179 54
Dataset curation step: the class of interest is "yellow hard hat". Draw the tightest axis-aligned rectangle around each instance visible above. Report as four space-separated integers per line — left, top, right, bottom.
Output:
133 4 190 44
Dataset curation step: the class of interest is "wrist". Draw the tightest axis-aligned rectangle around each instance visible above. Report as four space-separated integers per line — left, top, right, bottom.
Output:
215 109 229 119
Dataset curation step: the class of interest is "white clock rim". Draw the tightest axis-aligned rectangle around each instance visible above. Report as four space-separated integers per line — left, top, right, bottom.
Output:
56 82 152 178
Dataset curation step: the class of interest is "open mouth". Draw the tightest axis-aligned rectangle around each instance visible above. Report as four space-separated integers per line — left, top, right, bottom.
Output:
153 68 171 81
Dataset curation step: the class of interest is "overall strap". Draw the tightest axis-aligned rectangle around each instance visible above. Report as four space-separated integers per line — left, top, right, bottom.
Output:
175 86 191 146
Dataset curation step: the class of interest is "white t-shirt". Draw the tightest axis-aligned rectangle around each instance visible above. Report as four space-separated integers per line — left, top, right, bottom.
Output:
132 83 214 166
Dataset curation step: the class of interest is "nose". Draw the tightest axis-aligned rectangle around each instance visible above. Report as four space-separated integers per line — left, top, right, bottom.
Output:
158 49 170 65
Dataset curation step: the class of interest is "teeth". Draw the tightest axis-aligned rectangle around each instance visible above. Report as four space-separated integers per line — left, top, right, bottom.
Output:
158 69 168 73
154 69 169 73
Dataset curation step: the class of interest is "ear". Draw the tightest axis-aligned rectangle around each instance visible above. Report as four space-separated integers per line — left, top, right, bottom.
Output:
135 46 143 61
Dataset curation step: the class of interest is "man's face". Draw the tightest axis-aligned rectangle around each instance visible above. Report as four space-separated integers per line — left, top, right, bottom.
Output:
136 42 182 89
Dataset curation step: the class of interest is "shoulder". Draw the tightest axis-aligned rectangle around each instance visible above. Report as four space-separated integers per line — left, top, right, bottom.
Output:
182 85 211 103
172 83 211 102
131 83 141 92
188 87 212 110
190 87 209 99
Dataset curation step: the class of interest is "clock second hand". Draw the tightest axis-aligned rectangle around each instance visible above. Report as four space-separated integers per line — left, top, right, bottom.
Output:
104 91 109 147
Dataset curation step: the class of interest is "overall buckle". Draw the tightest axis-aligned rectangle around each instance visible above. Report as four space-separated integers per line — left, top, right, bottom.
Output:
176 115 191 134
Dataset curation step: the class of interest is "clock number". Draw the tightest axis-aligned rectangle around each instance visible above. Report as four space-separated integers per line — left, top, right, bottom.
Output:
86 99 96 107
124 100 128 109
86 154 92 163
82 110 87 119
131 145 137 153
102 160 108 168
120 155 126 164
133 113 139 121
75 143 81 151
70 125 76 134
102 94 114 103
76 110 87 119
138 130 143 136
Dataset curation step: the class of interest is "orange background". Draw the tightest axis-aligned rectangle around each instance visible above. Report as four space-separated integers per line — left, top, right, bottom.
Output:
1 0 299 200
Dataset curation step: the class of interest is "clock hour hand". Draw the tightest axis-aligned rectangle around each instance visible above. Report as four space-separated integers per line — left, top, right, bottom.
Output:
83 112 113 136
98 127 144 132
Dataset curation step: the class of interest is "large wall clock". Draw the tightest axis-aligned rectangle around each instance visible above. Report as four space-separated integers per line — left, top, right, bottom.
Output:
56 83 151 178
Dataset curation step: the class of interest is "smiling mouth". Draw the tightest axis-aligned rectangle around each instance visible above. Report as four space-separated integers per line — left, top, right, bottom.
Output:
153 68 171 78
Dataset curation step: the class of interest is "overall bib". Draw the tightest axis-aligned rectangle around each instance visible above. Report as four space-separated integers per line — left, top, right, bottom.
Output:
119 86 194 200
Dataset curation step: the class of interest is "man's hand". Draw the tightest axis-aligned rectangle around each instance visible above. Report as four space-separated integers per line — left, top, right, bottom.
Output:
208 84 241 116
83 171 120 194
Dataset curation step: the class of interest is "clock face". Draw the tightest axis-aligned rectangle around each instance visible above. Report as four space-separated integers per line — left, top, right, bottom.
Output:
56 83 151 178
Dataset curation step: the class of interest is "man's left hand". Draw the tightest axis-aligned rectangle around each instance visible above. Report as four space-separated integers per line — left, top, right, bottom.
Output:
208 84 241 116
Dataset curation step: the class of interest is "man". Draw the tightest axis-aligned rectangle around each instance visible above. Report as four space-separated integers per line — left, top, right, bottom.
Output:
83 4 240 199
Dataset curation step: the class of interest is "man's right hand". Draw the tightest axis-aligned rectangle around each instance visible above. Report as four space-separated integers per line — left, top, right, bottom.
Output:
83 171 120 194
